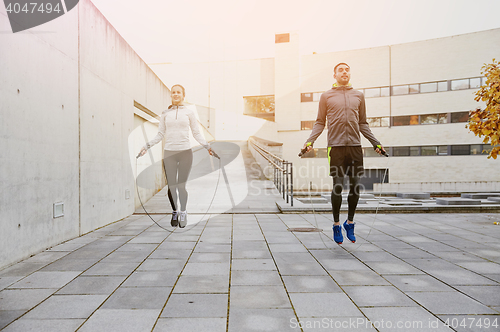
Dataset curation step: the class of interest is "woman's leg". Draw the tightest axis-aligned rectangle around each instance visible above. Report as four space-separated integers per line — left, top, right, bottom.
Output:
163 150 179 211
176 149 193 211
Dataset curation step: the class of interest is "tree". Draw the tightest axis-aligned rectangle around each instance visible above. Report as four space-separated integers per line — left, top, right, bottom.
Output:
467 59 500 159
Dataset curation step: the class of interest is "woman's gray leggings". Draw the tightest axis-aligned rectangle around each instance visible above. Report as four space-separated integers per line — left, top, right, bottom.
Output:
163 149 193 211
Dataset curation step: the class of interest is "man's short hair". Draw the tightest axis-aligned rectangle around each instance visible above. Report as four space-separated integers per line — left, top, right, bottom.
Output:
334 63 349 73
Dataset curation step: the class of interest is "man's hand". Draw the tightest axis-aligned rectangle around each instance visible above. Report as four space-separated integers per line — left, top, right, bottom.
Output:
302 142 313 153
375 145 387 156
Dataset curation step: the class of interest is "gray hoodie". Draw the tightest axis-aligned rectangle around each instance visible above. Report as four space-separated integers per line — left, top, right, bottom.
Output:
306 85 380 148
143 105 210 151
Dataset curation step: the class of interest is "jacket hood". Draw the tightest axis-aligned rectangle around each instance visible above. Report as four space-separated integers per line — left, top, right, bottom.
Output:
332 83 353 90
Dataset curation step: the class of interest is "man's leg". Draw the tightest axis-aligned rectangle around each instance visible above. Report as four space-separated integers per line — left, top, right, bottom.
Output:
343 175 360 243
347 176 360 222
331 177 344 244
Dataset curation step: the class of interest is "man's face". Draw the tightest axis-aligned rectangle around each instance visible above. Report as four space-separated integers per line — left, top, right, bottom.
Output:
334 65 351 86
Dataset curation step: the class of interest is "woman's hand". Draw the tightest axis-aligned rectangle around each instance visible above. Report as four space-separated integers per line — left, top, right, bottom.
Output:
137 147 147 158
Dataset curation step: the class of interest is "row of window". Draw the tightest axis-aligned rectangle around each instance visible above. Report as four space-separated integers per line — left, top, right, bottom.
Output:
301 76 485 102
300 144 494 158
301 111 470 130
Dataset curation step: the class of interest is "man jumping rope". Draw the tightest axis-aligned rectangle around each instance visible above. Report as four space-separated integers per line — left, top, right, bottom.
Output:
302 63 386 244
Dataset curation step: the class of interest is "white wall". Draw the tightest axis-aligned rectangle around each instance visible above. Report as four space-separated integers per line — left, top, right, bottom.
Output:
0 0 170 269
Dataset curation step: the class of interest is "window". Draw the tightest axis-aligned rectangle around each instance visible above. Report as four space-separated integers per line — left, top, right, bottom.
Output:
420 114 438 125
301 93 313 102
437 81 448 92
421 146 437 156
367 117 389 127
393 147 410 156
410 146 420 156
420 82 437 93
410 115 419 125
438 113 448 124
482 144 493 155
451 79 469 90
481 77 488 86
393 116 410 126
392 85 409 95
451 145 470 155
275 33 290 43
470 144 482 155
380 117 390 127
243 95 275 121
469 77 481 89
438 145 448 155
365 88 380 98
364 148 380 157
380 87 390 97
301 121 315 130
409 84 419 94
451 111 469 123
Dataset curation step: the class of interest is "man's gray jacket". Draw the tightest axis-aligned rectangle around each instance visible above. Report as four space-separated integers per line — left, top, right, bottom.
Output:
306 85 381 148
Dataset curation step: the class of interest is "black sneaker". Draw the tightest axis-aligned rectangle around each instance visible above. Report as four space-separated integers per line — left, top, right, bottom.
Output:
171 211 178 227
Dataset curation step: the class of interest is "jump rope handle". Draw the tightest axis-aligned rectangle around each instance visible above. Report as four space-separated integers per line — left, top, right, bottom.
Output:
375 144 389 157
298 142 312 157
211 150 220 159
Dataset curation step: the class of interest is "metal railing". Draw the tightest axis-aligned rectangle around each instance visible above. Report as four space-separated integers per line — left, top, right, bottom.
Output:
249 138 293 206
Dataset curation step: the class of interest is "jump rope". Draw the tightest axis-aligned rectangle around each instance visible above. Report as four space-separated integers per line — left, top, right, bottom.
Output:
298 145 390 252
135 149 222 233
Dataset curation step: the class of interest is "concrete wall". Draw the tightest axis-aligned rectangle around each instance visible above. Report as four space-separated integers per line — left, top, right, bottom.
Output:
0 0 170 269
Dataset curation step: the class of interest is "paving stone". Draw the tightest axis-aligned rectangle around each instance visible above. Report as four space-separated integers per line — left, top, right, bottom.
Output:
40 258 97 272
193 243 231 252
454 286 500 306
343 286 417 307
290 293 363 317
182 262 230 276
158 241 197 250
82 262 139 276
361 307 453 331
268 244 308 253
137 259 185 271
329 271 391 286
232 259 277 271
228 308 297 332
8 271 80 289
297 317 377 332
116 243 158 252
23 295 108 319
101 287 171 309
100 250 151 263
173 275 229 293
318 259 371 272
78 309 159 332
231 271 282 286
188 252 230 263
122 271 179 287
407 292 498 314
365 261 425 275
282 276 342 293
22 251 70 264
162 294 228 317
154 318 226 332
0 310 28 330
56 276 126 295
383 275 455 292
148 249 192 259
0 263 46 277
2 318 85 332
0 288 55 310
457 261 500 274
0 277 22 291
232 250 273 259
230 285 291 309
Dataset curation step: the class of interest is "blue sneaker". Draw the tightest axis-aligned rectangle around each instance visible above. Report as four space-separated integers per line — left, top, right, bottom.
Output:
333 224 343 244
343 221 356 243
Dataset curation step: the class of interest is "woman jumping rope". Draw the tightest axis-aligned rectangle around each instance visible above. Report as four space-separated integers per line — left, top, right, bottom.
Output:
138 84 214 228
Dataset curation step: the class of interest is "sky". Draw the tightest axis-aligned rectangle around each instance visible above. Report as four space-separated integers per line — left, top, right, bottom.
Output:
90 0 500 64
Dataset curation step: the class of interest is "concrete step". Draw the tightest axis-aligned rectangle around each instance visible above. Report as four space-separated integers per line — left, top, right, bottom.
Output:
436 198 481 205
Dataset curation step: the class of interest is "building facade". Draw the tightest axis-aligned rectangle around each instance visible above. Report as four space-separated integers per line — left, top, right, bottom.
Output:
155 29 500 192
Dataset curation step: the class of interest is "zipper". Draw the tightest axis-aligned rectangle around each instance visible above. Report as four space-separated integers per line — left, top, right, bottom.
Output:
176 106 178 119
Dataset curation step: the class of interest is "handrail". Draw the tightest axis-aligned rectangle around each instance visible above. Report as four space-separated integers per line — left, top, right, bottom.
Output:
249 138 293 206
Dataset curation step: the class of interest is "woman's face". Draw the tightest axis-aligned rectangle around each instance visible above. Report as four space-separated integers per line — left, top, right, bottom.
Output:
171 86 184 105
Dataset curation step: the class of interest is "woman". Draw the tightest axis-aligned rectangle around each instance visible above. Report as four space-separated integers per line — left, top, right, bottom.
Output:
138 84 214 228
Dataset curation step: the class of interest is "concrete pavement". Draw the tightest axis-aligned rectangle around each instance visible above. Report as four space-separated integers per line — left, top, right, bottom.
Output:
1 143 500 331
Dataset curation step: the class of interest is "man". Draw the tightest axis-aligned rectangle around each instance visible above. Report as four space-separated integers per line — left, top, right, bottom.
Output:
302 63 386 244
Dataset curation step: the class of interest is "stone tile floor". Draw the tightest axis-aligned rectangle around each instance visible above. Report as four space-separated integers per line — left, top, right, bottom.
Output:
1 212 499 332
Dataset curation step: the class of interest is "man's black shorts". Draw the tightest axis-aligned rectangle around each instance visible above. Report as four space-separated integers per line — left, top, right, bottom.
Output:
328 146 364 177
